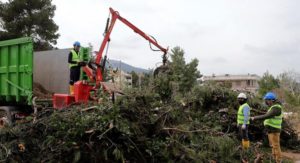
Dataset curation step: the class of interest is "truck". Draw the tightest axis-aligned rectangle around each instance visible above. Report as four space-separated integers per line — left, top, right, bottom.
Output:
0 37 34 126
0 37 91 127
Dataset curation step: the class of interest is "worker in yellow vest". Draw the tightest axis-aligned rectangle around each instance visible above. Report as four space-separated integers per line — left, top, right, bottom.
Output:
68 41 85 95
237 93 251 150
251 92 283 163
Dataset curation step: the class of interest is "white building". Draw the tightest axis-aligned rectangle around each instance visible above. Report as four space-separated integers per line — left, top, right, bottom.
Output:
108 69 132 89
203 74 261 93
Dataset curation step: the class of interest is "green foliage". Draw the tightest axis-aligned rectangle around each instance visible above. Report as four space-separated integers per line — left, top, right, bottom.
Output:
170 47 201 94
258 71 280 96
141 72 151 88
258 71 300 107
153 73 173 101
0 0 59 51
277 71 300 106
130 71 152 89
1 81 299 162
152 46 201 101
0 84 241 162
130 71 139 87
184 83 238 111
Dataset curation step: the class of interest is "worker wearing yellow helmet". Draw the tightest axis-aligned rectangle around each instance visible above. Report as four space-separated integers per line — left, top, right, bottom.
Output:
237 93 251 150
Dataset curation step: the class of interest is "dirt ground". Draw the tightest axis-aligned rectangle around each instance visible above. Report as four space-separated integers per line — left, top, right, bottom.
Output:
280 116 300 162
282 152 300 162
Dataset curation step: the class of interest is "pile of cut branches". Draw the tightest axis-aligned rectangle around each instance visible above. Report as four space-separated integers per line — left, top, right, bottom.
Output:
0 83 299 162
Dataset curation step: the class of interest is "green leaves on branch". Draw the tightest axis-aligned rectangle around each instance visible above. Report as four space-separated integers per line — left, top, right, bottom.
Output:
258 70 300 107
0 0 59 51
170 47 201 94
258 71 280 96
153 46 201 100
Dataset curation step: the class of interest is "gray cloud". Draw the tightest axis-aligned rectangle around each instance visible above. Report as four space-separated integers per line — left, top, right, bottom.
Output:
49 0 300 76
212 57 228 63
244 42 300 57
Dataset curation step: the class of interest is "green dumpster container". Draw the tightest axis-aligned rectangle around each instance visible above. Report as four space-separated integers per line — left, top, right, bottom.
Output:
0 37 33 106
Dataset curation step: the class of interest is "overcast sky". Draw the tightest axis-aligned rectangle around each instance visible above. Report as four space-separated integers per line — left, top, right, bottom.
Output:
50 0 300 76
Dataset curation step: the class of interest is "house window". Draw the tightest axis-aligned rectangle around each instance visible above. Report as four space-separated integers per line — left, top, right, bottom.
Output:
247 80 251 86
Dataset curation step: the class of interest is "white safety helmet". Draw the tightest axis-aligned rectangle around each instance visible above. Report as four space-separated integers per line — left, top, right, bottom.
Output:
237 93 247 99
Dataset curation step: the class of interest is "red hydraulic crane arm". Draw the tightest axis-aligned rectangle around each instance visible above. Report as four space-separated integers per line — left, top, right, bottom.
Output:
73 8 168 104
84 7 168 86
95 7 168 64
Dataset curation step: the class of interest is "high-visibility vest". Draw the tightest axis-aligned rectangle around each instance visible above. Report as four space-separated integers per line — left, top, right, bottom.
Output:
69 50 80 68
264 104 283 129
237 103 250 125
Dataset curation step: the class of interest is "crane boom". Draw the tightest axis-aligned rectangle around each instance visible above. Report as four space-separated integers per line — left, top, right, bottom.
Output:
83 7 168 86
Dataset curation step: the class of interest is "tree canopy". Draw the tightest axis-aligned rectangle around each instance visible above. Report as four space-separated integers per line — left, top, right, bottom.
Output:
154 46 201 100
258 71 280 96
0 0 59 51
170 46 201 94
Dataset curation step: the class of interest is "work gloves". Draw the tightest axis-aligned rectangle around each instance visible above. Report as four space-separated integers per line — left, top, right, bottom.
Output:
241 124 246 130
237 124 247 130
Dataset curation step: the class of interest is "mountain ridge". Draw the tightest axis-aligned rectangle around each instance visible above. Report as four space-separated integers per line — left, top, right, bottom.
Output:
106 59 150 73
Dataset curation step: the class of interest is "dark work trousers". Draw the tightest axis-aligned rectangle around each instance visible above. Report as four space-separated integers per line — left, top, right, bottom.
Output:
238 125 249 141
70 66 81 85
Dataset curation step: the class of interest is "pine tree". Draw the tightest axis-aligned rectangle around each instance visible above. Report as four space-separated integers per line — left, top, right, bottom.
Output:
170 46 201 94
0 0 59 51
153 46 201 100
258 71 280 96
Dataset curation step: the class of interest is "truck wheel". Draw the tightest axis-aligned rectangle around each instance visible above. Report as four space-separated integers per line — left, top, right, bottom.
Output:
0 107 15 128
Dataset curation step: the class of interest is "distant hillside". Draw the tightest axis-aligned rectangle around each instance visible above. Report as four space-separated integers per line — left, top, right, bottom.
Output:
106 59 150 73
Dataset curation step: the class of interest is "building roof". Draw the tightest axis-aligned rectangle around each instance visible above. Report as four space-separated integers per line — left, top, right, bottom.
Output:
203 74 260 81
